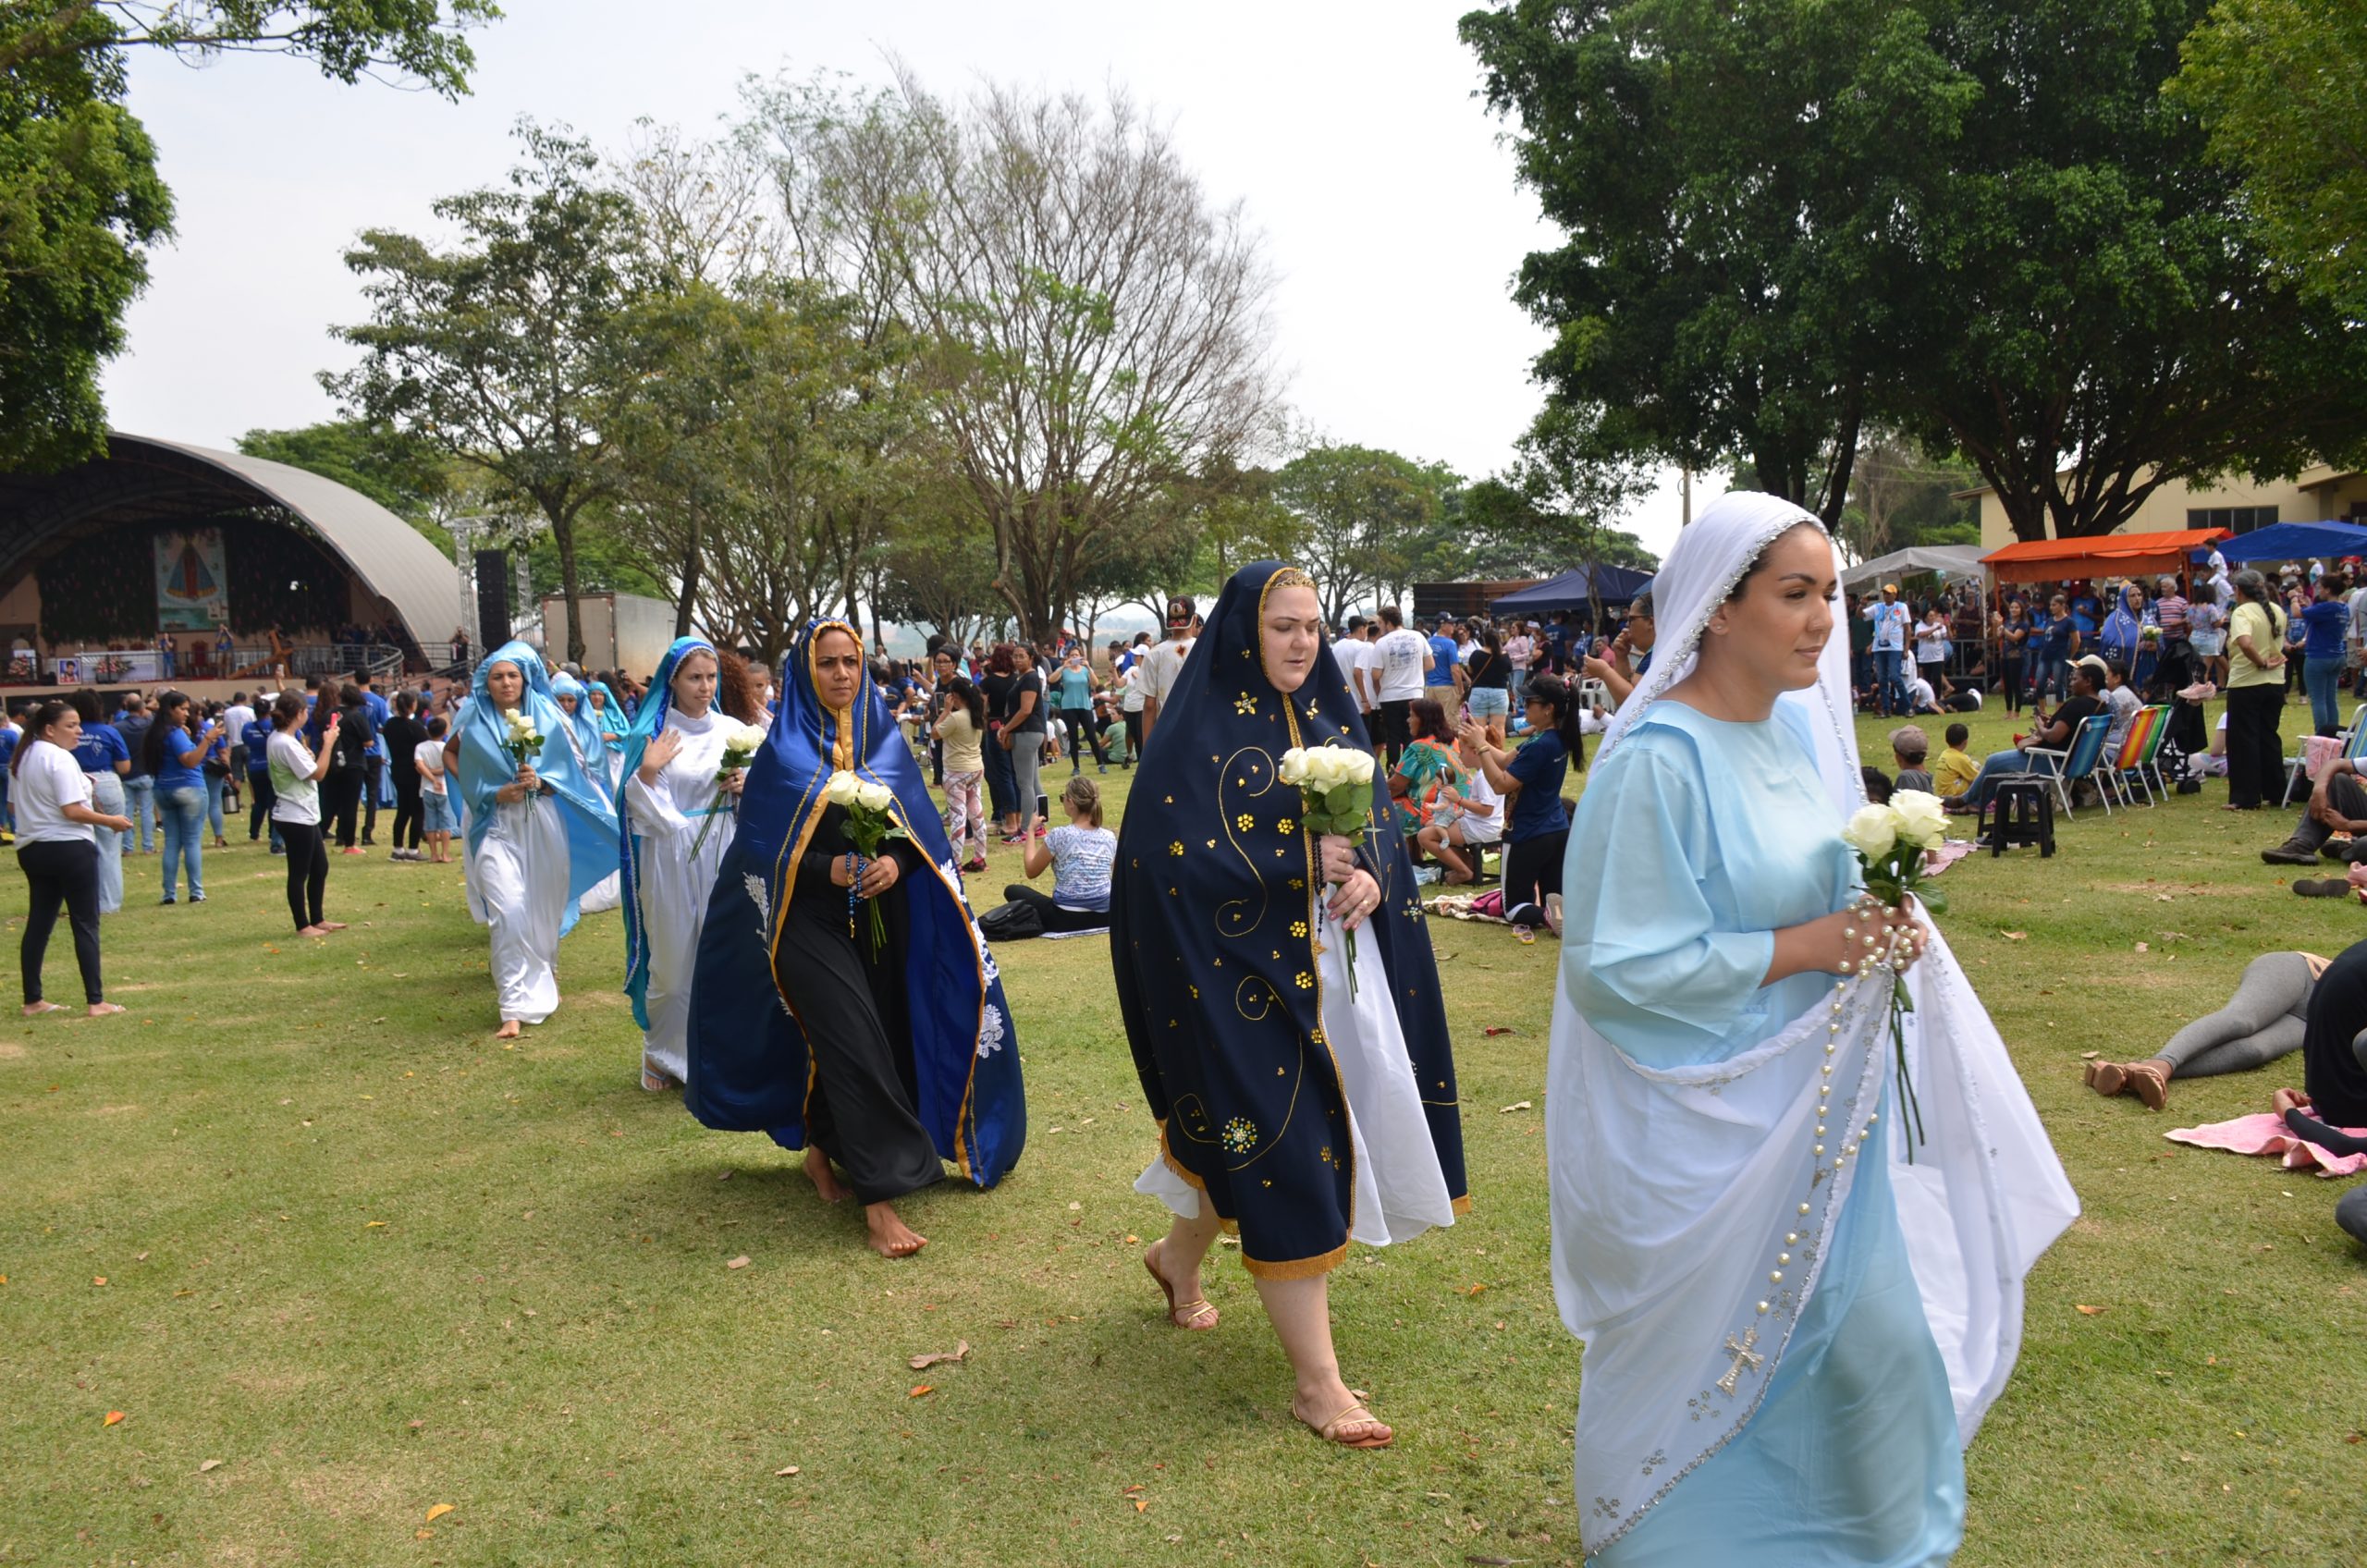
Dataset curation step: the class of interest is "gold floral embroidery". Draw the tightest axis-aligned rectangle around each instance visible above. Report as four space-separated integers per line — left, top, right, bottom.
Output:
1289 920 1308 937
1236 813 1256 831
1169 840 1184 857
1220 1117 1257 1154
1294 971 1314 990
1234 693 1257 715
1277 818 1295 835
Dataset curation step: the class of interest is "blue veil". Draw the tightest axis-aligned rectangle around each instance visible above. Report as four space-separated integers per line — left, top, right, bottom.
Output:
453 641 620 937
619 635 717 1030
589 680 628 751
547 671 613 809
684 620 1027 1186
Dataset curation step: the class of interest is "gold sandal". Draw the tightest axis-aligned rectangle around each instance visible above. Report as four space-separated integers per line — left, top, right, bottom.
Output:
1145 1245 1218 1330
1301 1399 1393 1450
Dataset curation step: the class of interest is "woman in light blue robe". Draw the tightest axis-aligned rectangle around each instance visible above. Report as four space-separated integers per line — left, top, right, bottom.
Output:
1548 494 2077 1566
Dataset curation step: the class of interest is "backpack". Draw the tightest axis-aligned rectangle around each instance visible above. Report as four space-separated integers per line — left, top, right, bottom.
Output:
976 900 1044 941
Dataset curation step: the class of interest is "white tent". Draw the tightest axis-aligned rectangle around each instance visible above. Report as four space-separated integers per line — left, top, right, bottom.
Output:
1841 544 1987 589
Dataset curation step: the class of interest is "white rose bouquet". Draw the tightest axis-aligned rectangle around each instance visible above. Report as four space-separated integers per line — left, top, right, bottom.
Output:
824 768 908 955
691 721 769 857
501 707 546 812
1839 788 1950 1155
1279 743 1379 997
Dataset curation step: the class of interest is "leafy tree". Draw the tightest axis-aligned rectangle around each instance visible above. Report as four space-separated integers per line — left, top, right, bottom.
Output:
1837 432 1976 563
2173 0 2367 323
325 124 645 665
0 2 496 472
1462 400 1660 583
236 419 453 537
1273 445 1454 624
1461 0 1956 523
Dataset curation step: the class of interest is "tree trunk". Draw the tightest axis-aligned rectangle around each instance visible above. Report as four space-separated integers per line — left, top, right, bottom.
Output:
550 500 587 666
675 514 704 639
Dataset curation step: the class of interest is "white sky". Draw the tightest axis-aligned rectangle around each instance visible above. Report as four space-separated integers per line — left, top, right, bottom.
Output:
98 0 1691 562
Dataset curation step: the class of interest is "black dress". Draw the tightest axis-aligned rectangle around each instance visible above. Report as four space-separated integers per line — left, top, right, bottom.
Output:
772 802 943 1204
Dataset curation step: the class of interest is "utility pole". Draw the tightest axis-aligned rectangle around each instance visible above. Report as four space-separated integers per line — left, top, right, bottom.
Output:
1680 466 1693 528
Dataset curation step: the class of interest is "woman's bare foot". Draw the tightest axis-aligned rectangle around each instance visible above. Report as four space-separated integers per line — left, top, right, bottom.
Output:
1292 1385 1393 1449
495 1019 522 1041
296 925 330 937
864 1200 926 1258
316 922 347 932
85 1002 124 1018
21 1000 61 1017
2273 1086 2309 1116
1145 1239 1218 1329
803 1147 851 1205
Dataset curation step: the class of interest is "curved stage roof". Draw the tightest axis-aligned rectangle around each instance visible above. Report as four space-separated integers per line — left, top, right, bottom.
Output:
0 433 461 644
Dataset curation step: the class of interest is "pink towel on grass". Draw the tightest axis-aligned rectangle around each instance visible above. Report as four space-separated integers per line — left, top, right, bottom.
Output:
2165 1112 2367 1177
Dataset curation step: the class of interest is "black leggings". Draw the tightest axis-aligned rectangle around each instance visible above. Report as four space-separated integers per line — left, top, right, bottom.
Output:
278 820 330 930
1061 707 1107 766
18 839 104 1005
1122 710 1145 763
362 757 383 840
390 777 423 851
1502 828 1568 921
1000 884 1110 934
323 769 363 847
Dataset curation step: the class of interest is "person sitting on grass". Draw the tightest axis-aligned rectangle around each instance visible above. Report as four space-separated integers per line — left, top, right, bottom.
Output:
2270 938 2367 1145
2261 751 2367 867
1933 722 1979 804
1000 774 1117 936
1950 662 2106 815
1416 729 1502 885
1890 725 1932 793
1388 698 1464 839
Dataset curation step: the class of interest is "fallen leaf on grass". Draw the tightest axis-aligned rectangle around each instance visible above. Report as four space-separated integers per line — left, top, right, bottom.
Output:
1498 1100 1532 1113
908 1384 934 1398
908 1341 970 1371
92 1276 106 1286
2075 1305 2108 1316
103 1411 124 1427
198 1459 223 1473
774 1464 801 1476
726 1256 751 1270
424 1504 453 1524
2079 1051 2100 1060
1999 931 2028 941
1134 1500 1149 1513
2134 942 2149 953
364 1220 386 1229
1482 1025 1522 1036
1465 1283 1489 1297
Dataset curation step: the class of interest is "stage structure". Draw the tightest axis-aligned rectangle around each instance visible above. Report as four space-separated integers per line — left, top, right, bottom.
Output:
0 433 464 691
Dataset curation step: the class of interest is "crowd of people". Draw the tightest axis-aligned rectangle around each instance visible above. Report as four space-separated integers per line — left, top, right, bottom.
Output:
15 507 2367 1561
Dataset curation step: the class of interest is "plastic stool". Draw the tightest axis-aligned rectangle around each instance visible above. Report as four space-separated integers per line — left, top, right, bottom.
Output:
1984 778 2055 857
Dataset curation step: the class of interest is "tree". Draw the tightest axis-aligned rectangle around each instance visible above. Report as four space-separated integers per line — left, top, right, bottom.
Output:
886 75 1282 642
326 124 645 665
2173 0 2367 324
1272 445 1453 624
0 1 495 472
1461 400 1660 587
1837 433 1976 564
1461 0 1958 525
236 419 453 538
1886 0 2367 542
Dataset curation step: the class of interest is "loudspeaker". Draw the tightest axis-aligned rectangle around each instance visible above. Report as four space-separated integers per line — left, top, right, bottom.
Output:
474 549 511 651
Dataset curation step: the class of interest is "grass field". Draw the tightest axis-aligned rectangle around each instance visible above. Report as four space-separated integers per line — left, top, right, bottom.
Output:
3 699 2361 1567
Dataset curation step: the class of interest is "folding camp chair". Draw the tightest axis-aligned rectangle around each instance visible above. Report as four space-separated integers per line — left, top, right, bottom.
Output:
2286 704 2367 802
2104 704 2167 808
2010 714 2113 819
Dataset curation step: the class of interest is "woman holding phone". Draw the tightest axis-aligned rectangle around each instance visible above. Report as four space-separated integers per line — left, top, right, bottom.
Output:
143 690 219 905
266 691 346 937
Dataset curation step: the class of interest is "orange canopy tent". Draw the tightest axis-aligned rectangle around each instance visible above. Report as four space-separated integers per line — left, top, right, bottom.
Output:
1981 527 2230 585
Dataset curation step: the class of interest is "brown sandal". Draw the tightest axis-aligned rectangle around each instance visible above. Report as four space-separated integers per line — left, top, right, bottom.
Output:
1145 1244 1218 1330
1301 1399 1393 1450
2124 1059 2171 1112
2084 1060 2128 1097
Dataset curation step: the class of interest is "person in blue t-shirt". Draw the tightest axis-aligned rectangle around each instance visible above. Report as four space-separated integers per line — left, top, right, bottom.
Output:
2069 583 2102 636
1460 670 1585 935
0 701 24 839
243 709 282 851
144 690 221 904
356 673 392 844
2300 575 2353 738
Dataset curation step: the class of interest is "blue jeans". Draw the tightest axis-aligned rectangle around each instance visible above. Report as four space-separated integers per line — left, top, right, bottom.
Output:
1961 747 2064 815
122 777 155 852
157 786 205 900
2305 655 2346 736
1874 649 1907 715
203 773 227 839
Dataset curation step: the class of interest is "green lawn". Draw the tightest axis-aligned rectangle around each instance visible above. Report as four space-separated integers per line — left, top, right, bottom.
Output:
2 701 2361 1567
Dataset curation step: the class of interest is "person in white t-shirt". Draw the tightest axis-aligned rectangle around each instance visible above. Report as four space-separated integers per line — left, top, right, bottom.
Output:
1370 604 1432 766
12 700 133 1017
221 692 256 810
1503 627 1535 706
1137 596 1198 743
267 690 347 937
1339 614 1380 715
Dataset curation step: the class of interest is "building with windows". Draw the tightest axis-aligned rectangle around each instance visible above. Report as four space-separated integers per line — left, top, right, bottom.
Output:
1964 462 2367 551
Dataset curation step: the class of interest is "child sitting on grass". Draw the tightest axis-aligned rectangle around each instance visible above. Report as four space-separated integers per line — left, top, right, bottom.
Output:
1890 724 1933 794
1933 722 1979 803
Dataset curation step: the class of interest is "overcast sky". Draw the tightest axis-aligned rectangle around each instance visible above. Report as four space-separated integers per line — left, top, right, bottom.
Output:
99 0 1691 561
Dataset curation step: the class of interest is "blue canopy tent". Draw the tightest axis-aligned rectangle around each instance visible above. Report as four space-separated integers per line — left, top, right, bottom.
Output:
1489 563 1655 616
2199 521 2367 564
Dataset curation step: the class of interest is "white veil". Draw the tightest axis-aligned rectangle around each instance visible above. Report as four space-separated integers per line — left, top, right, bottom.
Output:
1551 493 2079 1556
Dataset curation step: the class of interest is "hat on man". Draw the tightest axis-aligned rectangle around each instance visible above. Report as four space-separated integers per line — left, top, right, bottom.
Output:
2072 654 2111 683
